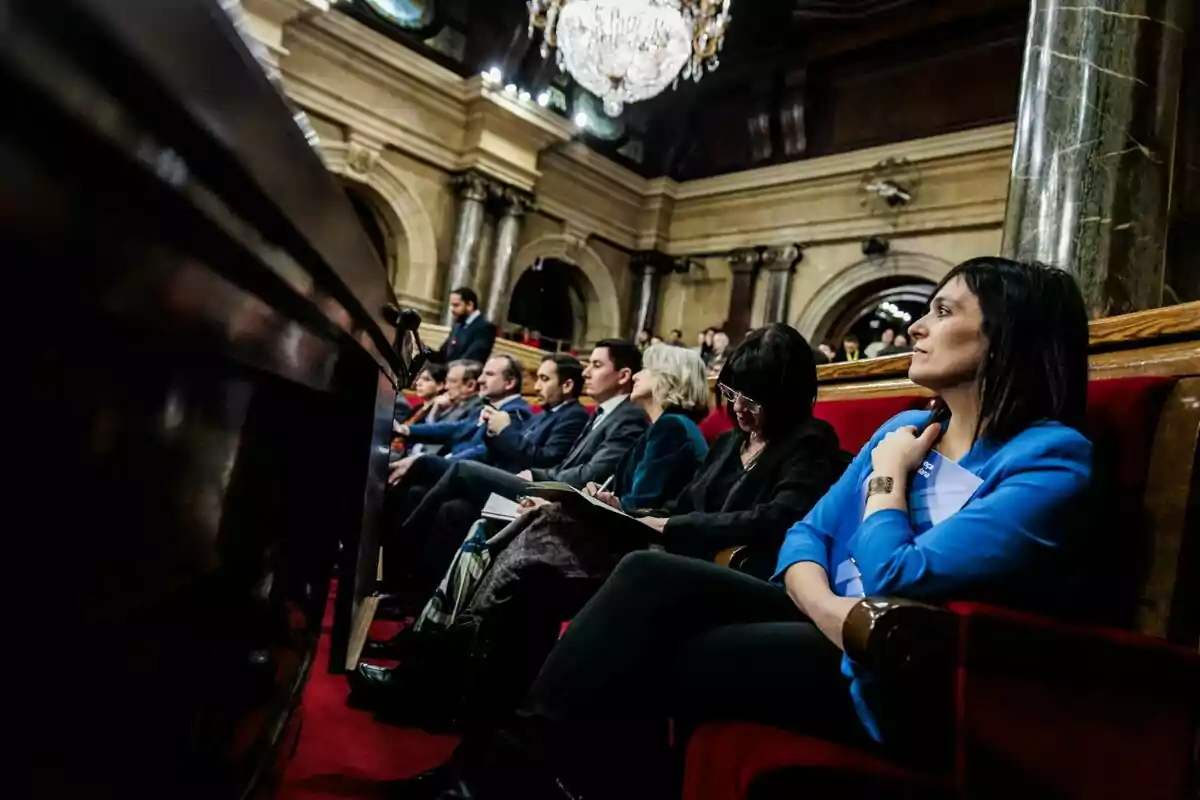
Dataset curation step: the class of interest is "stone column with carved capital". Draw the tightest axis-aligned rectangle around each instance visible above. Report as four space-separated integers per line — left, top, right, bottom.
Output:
628 251 673 340
761 244 803 325
724 247 763 344
444 171 491 324
485 188 533 324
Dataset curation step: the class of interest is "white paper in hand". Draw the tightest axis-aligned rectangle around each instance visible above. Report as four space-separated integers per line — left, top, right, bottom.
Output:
481 493 521 523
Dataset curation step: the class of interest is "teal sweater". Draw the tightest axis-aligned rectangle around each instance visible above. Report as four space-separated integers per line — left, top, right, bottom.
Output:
610 410 709 512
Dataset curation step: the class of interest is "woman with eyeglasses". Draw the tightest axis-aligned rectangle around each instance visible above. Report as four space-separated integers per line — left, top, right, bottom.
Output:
627 324 848 575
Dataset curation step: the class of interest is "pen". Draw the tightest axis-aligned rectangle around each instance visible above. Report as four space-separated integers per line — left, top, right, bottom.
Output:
597 474 614 493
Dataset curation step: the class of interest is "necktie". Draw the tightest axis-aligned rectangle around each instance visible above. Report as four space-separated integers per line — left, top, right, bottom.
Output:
564 406 603 462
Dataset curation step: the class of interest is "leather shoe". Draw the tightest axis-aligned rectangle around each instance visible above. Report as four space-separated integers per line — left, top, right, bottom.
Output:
361 627 420 659
346 663 401 708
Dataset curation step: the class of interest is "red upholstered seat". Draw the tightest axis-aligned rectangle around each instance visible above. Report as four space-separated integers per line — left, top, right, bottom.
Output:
683 376 1194 800
698 407 735 444
812 394 930 454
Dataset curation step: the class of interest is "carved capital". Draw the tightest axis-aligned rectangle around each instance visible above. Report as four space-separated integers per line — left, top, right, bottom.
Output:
452 170 491 203
761 244 804 272
344 130 384 177
496 186 535 218
630 250 673 277
727 247 762 275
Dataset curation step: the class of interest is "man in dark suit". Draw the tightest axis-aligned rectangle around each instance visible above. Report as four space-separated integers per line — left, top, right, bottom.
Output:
433 286 497 365
376 340 647 608
482 354 590 473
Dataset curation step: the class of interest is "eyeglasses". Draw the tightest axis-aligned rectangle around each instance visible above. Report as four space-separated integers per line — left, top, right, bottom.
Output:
717 383 761 414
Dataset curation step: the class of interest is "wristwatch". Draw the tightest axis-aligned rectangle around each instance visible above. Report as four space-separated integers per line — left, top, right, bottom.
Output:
867 476 895 498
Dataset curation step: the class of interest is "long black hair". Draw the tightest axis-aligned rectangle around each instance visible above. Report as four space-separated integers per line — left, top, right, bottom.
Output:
717 323 818 441
928 257 1089 443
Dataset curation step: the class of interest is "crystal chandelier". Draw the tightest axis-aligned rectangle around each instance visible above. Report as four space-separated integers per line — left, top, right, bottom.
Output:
528 0 732 117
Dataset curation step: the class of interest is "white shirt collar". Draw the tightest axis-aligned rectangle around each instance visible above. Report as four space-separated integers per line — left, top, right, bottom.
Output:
464 310 482 327
594 393 628 418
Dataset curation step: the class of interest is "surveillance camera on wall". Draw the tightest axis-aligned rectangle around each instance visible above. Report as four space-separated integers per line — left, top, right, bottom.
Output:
862 236 890 257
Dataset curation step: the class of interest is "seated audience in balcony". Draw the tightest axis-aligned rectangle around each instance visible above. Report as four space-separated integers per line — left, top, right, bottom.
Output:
836 333 862 362
818 342 837 363
400 360 483 459
668 328 685 347
697 326 717 365
635 327 653 352
377 340 648 608
431 286 496 365
389 257 1094 800
350 327 848 726
479 354 590 473
865 327 895 358
707 330 730 371
880 333 912 356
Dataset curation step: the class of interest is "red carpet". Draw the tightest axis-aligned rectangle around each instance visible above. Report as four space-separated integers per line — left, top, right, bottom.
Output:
278 585 459 799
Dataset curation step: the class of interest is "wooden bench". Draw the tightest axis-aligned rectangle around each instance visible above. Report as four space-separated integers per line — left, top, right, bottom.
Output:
686 301 1200 800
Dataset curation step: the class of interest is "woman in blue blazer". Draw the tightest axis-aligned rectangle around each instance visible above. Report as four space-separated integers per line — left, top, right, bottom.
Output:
389 257 1096 800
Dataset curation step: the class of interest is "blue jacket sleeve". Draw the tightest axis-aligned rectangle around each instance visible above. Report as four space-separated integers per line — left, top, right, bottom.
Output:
772 411 928 582
487 407 589 469
408 417 475 444
448 405 533 463
620 418 706 511
849 429 1092 598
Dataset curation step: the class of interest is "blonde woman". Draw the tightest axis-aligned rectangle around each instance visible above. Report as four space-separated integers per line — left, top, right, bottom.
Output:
586 342 712 510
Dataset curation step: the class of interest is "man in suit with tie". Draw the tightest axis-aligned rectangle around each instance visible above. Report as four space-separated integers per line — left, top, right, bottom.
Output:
433 287 497 365
482 354 590 473
378 340 648 607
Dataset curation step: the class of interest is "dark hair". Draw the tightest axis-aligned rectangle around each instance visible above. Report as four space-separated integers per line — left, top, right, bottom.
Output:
717 323 818 441
448 359 483 383
843 334 859 345
544 354 584 398
928 257 1088 443
594 338 643 375
670 328 683 338
451 286 479 308
419 363 448 383
493 354 523 387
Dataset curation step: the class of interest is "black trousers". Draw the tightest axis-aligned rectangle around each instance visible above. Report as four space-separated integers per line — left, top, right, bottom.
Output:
390 460 533 598
484 551 871 799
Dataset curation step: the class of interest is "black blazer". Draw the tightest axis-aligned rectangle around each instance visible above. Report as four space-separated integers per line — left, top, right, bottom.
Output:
658 416 850 576
529 398 649 488
435 314 497 365
485 400 591 472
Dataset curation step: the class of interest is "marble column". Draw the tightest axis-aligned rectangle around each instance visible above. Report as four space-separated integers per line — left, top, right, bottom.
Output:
628 251 672 339
443 171 490 325
724 248 762 344
484 189 532 325
761 244 803 324
1001 0 1189 318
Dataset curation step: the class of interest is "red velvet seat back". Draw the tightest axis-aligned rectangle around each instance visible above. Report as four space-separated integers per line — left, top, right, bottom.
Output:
812 395 930 455
698 407 735 444
1076 376 1175 628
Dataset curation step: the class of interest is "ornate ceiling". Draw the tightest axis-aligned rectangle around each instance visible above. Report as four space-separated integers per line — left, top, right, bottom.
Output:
341 0 1030 180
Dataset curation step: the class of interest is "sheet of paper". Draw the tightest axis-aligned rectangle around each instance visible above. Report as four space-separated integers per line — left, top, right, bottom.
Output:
481 492 521 522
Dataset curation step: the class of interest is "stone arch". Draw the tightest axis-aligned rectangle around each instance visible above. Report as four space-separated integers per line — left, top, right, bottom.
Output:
510 235 623 345
320 140 440 304
793 250 954 344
